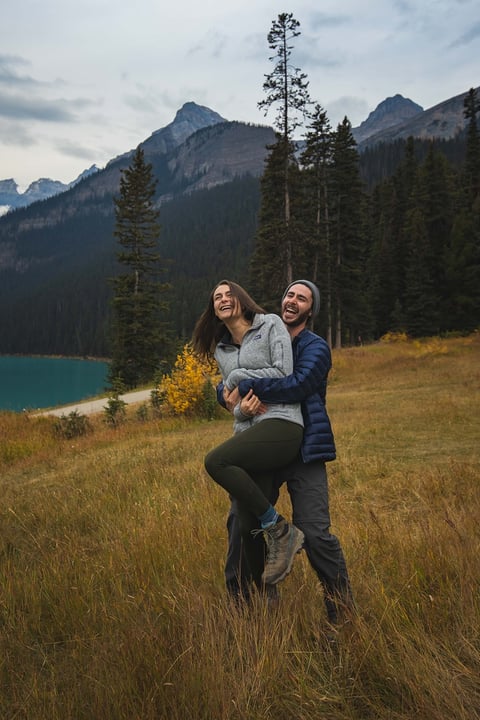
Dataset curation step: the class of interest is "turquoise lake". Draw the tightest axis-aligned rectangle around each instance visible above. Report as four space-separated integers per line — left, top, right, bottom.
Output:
0 356 109 412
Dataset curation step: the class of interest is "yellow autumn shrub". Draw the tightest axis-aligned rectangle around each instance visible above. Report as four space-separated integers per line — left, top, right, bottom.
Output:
380 331 409 343
412 337 448 356
161 343 221 417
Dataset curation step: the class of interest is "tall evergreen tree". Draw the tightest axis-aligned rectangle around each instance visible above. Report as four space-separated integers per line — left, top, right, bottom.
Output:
109 147 170 388
404 207 440 336
443 90 480 332
389 137 419 324
463 87 480 203
256 12 310 283
415 145 455 326
367 179 402 335
330 118 368 347
299 104 334 341
249 137 302 308
368 137 419 334
444 202 480 331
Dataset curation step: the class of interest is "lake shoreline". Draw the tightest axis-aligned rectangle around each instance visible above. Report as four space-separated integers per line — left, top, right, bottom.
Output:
31 387 153 417
0 352 110 363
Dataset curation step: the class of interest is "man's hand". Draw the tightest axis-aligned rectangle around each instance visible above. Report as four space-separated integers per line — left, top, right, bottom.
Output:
224 386 267 416
223 386 240 413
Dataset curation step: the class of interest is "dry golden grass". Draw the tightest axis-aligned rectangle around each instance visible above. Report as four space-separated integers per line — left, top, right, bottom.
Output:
0 334 479 719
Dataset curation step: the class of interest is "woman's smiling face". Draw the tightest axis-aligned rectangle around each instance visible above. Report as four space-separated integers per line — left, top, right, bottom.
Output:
213 283 241 321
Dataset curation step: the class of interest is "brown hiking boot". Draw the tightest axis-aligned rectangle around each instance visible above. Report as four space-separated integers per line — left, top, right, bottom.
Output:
261 518 304 585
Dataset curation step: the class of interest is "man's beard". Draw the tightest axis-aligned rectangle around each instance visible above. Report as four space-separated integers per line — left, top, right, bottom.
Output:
282 307 311 328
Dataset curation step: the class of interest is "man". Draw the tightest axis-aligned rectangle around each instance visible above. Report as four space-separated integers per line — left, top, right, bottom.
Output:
223 280 353 626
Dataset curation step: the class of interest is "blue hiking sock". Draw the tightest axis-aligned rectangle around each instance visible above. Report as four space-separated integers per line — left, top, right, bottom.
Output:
259 505 279 529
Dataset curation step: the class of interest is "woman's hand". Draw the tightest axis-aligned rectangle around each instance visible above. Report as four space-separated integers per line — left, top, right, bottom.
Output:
239 389 267 417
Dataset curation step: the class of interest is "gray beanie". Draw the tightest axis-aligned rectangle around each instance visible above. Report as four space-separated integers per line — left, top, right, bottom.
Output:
282 279 321 318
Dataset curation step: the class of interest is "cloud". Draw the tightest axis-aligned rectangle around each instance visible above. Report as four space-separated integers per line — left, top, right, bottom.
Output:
205 30 228 59
0 54 95 126
187 29 228 60
0 91 76 122
0 118 36 147
297 35 343 71
392 0 415 14
448 20 480 47
54 138 99 161
306 10 349 31
243 31 269 61
326 96 371 127
123 84 160 115
0 55 42 88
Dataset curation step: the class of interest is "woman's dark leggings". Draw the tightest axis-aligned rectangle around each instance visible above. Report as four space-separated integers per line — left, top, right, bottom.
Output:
204 419 303 518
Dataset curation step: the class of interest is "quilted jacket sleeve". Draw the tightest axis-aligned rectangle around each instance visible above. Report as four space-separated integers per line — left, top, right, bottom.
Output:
237 331 331 403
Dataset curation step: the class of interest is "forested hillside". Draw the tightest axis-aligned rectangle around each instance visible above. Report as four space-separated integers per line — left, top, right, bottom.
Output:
0 107 478 360
0 174 260 357
358 130 468 189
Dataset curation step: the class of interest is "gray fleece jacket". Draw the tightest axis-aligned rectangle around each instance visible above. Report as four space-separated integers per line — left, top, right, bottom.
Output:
214 313 303 433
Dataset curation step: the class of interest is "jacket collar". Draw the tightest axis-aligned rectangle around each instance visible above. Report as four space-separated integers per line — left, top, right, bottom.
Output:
218 313 265 347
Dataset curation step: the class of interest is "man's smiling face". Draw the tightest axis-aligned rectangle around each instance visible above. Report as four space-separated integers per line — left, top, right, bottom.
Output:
282 283 313 329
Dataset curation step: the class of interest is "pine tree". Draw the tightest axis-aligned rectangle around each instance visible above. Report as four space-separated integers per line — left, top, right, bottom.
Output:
258 13 310 145
300 104 334 341
249 137 302 308
330 118 368 347
415 145 455 327
256 12 310 284
390 137 419 322
463 87 480 203
443 89 480 333
109 147 170 388
444 202 480 331
368 138 419 334
367 180 401 335
404 207 440 336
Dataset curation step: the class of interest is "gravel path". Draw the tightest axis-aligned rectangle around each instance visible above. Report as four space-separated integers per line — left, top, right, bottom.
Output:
32 389 153 417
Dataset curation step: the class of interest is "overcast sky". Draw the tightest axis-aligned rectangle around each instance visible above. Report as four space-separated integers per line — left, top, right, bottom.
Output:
1 0 478 190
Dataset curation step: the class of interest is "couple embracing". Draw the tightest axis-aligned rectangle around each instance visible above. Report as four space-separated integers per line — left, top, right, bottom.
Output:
193 279 353 628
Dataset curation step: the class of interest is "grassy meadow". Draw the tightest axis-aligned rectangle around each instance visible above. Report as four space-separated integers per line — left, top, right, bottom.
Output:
0 334 479 719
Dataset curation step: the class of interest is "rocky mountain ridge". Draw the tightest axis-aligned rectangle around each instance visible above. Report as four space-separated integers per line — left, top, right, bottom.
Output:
356 87 477 149
352 94 424 144
0 166 99 215
1 87 476 214
106 101 226 167
0 103 227 214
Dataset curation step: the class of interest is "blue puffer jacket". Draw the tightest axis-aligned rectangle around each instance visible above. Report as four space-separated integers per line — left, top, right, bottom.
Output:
236 328 336 463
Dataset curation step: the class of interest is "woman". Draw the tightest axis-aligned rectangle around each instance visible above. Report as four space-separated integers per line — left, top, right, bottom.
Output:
192 280 304 586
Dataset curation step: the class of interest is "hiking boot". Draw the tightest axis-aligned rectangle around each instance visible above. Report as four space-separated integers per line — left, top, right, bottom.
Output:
261 518 304 585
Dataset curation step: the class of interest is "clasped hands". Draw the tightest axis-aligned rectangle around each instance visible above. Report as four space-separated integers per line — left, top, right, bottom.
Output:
223 386 267 417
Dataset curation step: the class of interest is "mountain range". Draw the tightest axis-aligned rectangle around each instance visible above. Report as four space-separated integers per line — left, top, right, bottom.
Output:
0 86 476 357
0 88 475 214
0 166 99 214
353 88 475 148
